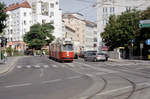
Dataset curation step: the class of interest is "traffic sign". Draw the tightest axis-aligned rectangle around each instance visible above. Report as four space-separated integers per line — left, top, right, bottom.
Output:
146 39 150 45
139 20 150 24
139 20 150 28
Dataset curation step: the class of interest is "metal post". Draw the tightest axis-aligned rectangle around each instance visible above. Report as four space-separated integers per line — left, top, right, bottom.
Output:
140 43 143 60
140 48 142 60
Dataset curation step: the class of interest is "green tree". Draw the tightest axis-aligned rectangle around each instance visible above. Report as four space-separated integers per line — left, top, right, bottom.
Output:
137 7 150 42
101 10 141 50
0 3 8 33
24 23 55 50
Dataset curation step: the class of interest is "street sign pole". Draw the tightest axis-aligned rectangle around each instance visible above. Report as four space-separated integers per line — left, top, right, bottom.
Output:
140 43 143 60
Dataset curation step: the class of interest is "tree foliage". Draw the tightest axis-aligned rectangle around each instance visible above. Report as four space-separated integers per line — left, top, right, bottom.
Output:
137 7 150 43
0 3 8 33
101 10 141 50
24 23 55 50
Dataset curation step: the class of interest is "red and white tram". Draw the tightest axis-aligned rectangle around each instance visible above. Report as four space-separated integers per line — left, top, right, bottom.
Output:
49 38 74 62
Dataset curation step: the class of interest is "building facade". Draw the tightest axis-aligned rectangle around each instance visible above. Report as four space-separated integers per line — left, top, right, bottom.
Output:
5 0 62 51
63 13 86 53
84 20 98 51
97 0 150 51
5 1 32 50
27 0 63 38
63 13 98 53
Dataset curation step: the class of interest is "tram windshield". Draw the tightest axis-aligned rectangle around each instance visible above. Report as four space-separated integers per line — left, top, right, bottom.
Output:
63 44 73 51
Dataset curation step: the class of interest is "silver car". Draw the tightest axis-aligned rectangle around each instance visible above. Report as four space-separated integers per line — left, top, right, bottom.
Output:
84 52 107 62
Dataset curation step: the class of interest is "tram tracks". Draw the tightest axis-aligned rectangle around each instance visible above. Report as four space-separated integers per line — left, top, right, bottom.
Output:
86 76 107 99
64 61 150 99
85 75 137 99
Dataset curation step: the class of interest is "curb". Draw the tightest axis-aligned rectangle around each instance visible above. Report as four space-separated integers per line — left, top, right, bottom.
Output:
0 57 21 76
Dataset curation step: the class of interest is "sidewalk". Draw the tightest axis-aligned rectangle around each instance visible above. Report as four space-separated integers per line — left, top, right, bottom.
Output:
0 56 21 75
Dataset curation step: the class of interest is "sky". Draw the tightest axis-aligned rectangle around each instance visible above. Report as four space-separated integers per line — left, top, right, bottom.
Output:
0 0 97 21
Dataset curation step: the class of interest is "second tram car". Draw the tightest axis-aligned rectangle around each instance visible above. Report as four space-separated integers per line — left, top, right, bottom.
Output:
49 38 74 62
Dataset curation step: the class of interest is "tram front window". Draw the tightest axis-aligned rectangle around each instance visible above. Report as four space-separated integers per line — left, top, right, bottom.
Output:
63 44 73 51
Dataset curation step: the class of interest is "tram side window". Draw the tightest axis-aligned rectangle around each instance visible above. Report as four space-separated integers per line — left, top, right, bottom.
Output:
63 44 73 51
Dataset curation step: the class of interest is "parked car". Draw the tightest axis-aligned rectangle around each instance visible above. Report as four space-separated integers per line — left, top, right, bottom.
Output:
84 52 107 62
79 51 86 58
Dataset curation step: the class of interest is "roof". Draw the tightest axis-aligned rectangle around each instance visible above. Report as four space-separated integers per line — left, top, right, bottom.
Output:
63 13 79 20
6 1 31 11
65 26 76 32
83 20 97 27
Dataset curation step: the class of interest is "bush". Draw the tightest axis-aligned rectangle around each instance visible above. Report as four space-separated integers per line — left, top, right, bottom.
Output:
6 47 13 56
13 50 24 56
1 50 4 60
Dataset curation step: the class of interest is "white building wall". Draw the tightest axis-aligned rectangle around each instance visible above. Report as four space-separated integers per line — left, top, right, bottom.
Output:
85 26 94 51
97 0 150 51
27 0 63 38
5 8 32 42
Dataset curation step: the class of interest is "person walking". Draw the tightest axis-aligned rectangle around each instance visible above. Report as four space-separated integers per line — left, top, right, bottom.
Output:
4 51 7 63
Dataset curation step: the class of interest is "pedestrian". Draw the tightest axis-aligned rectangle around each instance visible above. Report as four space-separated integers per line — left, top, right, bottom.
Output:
43 51 45 56
4 51 7 63
40 51 43 57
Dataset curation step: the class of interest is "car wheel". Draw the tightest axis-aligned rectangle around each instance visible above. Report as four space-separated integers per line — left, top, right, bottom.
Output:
94 58 97 62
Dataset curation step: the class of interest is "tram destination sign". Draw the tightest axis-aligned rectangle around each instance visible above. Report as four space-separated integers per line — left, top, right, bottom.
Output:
139 20 150 28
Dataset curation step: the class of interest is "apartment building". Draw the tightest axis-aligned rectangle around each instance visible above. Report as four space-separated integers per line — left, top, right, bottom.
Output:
5 1 32 50
84 20 97 51
63 13 86 53
97 0 150 51
27 0 63 38
63 13 98 53
5 0 62 51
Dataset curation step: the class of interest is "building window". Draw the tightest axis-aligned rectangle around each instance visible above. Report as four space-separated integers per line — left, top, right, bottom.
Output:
24 12 26 16
42 20 46 24
103 7 108 14
50 12 54 17
24 21 26 25
50 3 54 8
110 7 115 13
126 6 131 11
94 38 97 42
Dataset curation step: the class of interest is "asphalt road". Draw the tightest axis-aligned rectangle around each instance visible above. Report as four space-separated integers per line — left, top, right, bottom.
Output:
1 56 150 99
0 56 93 99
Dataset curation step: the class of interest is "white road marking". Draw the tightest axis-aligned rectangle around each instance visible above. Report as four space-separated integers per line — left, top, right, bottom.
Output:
52 65 58 68
43 65 49 68
42 79 62 84
26 65 31 68
34 65 41 68
5 83 32 88
97 82 150 96
17 66 22 69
